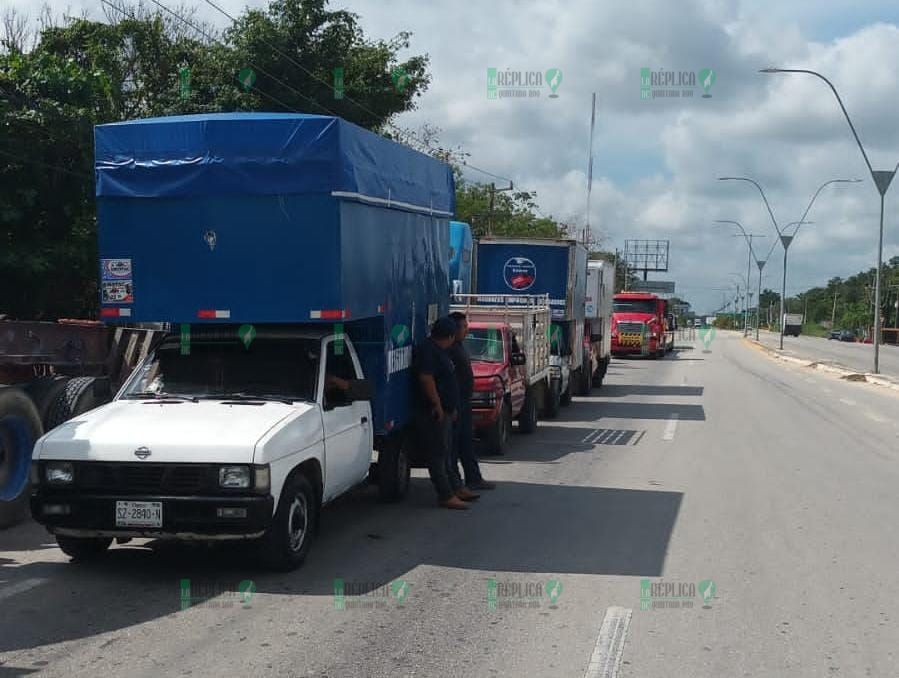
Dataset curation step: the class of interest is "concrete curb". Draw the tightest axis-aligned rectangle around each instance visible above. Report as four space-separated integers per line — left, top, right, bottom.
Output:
744 338 899 393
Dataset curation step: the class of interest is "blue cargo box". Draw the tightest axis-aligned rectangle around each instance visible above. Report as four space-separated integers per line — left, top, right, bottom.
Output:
94 113 454 434
474 238 587 321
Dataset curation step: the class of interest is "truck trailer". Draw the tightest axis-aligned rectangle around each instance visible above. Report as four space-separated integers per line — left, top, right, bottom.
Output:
473 238 589 413
30 113 455 570
584 259 615 387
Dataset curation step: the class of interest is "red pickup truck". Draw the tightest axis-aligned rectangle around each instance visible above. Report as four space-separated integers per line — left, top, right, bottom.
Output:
452 294 553 454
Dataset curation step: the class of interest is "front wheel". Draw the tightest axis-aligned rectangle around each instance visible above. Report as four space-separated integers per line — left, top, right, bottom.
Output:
560 375 573 406
517 387 538 434
56 535 112 561
544 381 561 418
484 402 511 454
258 473 318 571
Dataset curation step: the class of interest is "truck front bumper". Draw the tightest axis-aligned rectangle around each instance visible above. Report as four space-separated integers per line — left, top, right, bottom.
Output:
31 491 274 540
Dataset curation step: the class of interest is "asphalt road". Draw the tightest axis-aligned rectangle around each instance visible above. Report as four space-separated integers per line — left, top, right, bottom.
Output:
755 328 899 377
3 331 899 677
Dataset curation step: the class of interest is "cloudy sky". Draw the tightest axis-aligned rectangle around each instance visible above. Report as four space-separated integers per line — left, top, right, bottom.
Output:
11 0 899 312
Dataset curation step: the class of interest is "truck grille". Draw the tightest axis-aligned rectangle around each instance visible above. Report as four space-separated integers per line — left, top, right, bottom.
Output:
74 463 216 496
616 322 645 335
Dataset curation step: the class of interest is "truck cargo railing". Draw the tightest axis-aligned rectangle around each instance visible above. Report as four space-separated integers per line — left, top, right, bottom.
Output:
450 294 551 383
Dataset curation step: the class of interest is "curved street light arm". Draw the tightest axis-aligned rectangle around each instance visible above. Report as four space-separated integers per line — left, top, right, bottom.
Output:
719 176 782 237
760 68 874 177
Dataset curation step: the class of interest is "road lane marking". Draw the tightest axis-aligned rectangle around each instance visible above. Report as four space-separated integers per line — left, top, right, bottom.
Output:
865 411 887 423
839 398 857 406
0 578 48 603
583 606 632 678
662 413 679 441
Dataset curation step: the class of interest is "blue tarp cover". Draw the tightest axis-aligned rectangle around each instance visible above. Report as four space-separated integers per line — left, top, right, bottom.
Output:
95 113 455 214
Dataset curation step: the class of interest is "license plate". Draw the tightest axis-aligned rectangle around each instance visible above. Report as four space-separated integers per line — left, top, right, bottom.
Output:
115 501 163 528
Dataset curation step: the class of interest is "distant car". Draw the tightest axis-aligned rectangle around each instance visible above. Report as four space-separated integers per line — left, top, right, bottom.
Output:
828 329 856 342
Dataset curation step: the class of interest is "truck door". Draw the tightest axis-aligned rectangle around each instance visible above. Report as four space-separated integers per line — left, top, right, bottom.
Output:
508 332 526 413
319 337 372 501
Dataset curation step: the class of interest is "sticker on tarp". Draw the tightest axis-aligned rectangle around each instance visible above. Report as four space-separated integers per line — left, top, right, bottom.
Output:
101 258 132 280
102 280 134 304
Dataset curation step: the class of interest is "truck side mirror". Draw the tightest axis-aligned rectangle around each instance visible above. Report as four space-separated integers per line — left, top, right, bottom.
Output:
346 378 374 402
510 352 526 366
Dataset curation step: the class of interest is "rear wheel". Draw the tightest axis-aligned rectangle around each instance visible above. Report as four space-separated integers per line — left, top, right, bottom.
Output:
377 433 411 502
543 380 561 419
258 473 318 571
56 535 112 561
560 374 573 406
0 387 43 528
484 401 511 454
25 377 71 429
517 387 538 434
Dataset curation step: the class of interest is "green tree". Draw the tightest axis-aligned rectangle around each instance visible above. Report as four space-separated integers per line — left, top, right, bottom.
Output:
454 180 564 239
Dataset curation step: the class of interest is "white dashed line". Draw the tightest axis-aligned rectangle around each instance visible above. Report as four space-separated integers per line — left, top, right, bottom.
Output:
662 413 679 441
839 398 857 406
583 606 632 678
0 578 48 603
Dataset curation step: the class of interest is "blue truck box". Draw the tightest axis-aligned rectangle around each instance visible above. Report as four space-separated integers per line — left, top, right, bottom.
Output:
94 113 454 435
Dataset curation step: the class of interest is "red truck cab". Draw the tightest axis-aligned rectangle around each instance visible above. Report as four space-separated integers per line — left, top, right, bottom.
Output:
465 321 530 453
611 292 672 358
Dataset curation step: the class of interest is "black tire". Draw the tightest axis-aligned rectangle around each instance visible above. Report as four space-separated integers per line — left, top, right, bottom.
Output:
0 387 44 528
45 377 99 431
258 472 318 571
516 387 538 434
484 401 511 454
580 366 592 396
25 376 72 429
560 374 573 406
543 380 561 419
592 368 604 387
377 433 411 502
56 535 112 561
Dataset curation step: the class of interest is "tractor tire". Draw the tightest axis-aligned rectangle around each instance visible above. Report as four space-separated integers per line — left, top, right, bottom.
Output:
44 377 99 432
25 376 71 430
0 387 44 528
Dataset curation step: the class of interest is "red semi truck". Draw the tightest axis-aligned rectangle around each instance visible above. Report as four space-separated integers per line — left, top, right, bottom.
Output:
610 292 675 358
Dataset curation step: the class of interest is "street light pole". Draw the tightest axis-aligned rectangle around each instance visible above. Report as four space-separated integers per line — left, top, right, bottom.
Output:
756 258 765 341
714 220 766 337
761 67 897 373
718 176 859 350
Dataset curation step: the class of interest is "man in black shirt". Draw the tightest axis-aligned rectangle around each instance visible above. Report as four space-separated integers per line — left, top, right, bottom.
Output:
448 312 495 491
414 317 480 509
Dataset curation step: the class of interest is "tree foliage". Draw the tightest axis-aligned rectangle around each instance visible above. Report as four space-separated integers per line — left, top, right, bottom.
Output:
0 0 430 319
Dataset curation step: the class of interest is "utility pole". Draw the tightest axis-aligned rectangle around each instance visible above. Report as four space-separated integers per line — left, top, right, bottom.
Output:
486 180 514 236
831 290 838 328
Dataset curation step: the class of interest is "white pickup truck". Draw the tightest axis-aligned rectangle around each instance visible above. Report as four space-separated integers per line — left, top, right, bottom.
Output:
30 327 400 571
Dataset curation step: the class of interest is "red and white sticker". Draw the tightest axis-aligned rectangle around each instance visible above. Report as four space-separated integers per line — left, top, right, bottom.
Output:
101 280 134 304
101 258 132 280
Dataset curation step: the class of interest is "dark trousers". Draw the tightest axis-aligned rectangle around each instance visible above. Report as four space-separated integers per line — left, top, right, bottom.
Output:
416 411 459 501
450 399 482 486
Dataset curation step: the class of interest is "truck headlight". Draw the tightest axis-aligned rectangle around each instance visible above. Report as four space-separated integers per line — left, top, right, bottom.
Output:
45 462 74 485
219 465 251 489
254 465 271 493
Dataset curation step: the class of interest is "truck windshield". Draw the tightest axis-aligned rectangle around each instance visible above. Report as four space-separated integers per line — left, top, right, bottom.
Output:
464 328 505 363
121 336 320 402
613 299 658 314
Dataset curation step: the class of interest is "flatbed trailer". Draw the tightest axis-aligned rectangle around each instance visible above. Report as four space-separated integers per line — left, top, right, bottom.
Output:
0 320 161 526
